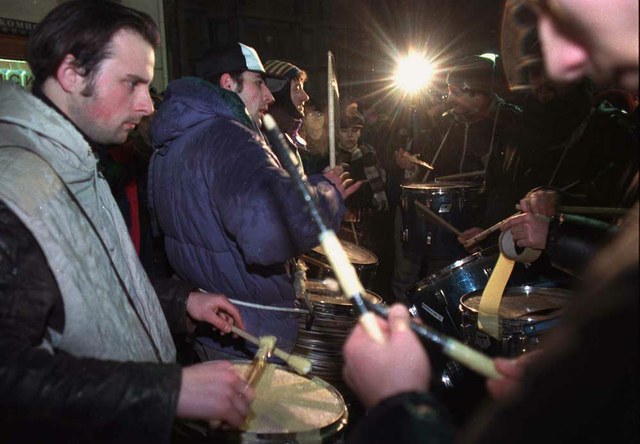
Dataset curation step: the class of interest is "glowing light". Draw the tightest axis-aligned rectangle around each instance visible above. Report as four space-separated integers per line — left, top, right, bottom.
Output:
478 53 499 64
394 52 435 94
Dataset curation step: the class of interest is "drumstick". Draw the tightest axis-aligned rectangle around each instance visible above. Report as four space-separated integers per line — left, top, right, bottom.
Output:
362 300 500 380
414 200 463 237
230 325 312 375
515 204 627 216
405 154 434 170
263 114 384 344
435 170 485 181
462 216 512 248
246 336 276 389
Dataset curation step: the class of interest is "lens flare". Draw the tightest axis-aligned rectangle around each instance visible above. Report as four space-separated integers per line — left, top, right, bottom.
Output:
394 52 435 94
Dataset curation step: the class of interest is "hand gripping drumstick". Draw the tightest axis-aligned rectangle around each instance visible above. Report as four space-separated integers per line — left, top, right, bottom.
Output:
262 114 384 344
363 300 500 379
230 325 312 375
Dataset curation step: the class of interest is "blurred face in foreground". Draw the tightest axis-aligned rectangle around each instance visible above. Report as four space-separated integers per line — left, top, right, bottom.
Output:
534 0 638 92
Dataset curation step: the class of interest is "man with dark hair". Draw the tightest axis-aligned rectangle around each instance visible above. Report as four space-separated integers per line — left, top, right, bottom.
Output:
148 43 358 363
392 55 522 300
343 1 638 443
0 1 254 441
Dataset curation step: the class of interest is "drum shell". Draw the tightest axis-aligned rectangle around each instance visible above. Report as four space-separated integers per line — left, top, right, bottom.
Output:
301 240 378 290
294 281 382 405
174 361 348 443
459 286 573 357
400 181 480 259
406 249 563 338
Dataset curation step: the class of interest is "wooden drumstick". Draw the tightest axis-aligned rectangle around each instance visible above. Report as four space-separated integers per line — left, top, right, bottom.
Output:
414 200 463 237
230 325 312 375
462 216 512 248
515 204 627 216
246 336 276 389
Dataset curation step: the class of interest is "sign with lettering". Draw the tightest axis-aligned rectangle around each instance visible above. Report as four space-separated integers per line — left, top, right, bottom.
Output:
0 17 38 36
0 58 33 89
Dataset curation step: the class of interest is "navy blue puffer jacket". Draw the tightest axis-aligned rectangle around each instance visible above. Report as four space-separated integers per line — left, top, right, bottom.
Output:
149 78 344 356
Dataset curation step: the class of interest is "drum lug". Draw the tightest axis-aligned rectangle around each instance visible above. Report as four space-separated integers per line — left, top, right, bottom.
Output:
402 228 409 242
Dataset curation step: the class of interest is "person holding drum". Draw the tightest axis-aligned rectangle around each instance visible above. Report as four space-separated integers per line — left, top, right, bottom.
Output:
148 43 361 363
392 56 521 301
0 2 255 440
344 0 638 442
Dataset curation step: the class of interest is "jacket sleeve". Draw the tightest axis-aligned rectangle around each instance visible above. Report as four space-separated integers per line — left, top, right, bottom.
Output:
347 392 456 444
150 276 194 336
0 202 181 443
545 214 617 277
210 123 345 265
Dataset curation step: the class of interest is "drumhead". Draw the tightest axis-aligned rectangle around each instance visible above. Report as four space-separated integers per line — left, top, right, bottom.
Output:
306 280 382 307
461 286 573 322
312 240 378 265
401 181 480 192
216 362 348 441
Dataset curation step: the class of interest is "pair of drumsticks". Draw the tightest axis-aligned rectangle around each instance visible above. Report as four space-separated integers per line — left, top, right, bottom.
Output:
415 200 627 249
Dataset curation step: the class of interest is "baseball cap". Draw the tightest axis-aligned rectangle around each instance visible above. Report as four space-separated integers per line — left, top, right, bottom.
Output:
195 42 283 81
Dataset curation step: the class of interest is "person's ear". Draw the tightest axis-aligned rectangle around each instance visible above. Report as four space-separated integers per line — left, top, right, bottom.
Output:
56 54 89 94
220 73 235 91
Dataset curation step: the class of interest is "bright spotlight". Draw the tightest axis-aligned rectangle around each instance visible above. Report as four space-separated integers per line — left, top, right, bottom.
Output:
394 52 435 94
478 53 499 64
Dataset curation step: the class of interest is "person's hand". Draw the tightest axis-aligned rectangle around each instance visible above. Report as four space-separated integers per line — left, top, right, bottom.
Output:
486 351 542 402
395 148 417 170
458 227 484 252
186 292 244 334
177 361 255 427
500 213 551 249
323 165 365 200
342 304 430 409
519 189 559 217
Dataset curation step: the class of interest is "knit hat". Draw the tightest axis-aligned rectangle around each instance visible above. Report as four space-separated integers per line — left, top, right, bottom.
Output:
195 42 281 81
446 56 495 93
264 59 307 119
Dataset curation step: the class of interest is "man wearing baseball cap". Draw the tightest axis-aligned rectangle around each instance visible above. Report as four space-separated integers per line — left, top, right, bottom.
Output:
148 42 358 362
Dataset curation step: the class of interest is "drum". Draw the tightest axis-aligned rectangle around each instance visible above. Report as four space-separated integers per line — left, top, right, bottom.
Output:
294 280 382 398
400 181 480 259
176 362 348 443
301 240 378 289
460 286 574 357
406 248 565 338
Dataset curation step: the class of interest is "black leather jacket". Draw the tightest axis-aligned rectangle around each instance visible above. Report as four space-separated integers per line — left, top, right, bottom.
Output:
0 201 193 443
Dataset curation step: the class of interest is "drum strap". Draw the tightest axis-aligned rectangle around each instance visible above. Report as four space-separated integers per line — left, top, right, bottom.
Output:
477 253 515 339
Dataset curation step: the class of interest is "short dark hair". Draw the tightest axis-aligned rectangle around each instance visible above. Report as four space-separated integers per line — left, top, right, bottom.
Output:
27 0 160 92
210 70 245 92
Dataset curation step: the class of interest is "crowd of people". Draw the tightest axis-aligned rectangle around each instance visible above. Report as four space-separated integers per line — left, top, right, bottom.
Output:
0 0 637 442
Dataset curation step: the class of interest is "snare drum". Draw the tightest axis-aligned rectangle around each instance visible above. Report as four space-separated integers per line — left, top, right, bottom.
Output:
295 280 382 389
401 181 480 259
406 248 566 338
460 286 574 357
180 362 348 443
301 240 378 289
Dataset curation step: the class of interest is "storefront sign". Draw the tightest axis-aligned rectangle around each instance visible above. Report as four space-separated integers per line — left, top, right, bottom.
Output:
0 17 38 36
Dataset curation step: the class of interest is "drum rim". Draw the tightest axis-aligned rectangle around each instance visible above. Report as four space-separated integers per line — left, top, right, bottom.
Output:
207 361 349 440
460 285 574 321
401 181 480 191
310 242 378 265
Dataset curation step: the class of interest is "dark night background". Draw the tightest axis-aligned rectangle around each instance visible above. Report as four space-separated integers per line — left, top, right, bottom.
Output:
163 0 506 103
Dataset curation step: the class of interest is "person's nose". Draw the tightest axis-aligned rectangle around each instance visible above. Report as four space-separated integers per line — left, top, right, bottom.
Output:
537 15 588 84
301 89 310 104
137 88 154 116
263 84 275 105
